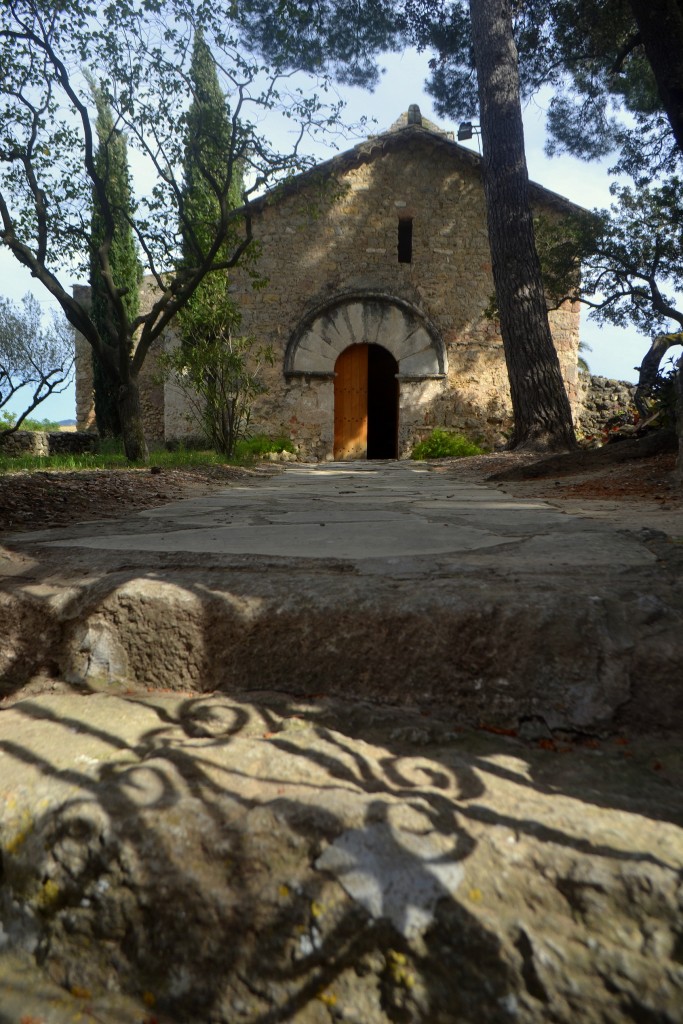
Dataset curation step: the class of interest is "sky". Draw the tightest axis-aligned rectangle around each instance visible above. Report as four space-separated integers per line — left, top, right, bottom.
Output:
2 46 679 423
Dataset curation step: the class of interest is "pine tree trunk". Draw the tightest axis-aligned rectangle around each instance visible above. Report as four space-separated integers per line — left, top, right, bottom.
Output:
628 0 683 155
469 0 577 451
118 376 149 462
675 353 683 484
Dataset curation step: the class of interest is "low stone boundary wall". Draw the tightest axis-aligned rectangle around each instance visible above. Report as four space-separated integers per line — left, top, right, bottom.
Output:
577 373 637 437
0 430 99 458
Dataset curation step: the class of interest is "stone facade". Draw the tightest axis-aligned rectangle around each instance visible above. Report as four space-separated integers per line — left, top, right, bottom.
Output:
224 111 581 458
76 109 583 457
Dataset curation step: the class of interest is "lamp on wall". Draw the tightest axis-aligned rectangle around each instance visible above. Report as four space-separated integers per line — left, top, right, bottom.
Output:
457 121 482 153
457 121 481 141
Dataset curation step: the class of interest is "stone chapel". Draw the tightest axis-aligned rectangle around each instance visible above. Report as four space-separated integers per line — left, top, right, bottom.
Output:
75 106 582 458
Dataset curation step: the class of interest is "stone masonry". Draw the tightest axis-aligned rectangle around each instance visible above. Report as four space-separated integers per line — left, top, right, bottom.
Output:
76 109 583 457
222 110 581 458
0 430 98 457
576 373 637 438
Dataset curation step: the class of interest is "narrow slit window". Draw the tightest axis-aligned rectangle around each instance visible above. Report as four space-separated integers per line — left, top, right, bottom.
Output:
398 218 413 263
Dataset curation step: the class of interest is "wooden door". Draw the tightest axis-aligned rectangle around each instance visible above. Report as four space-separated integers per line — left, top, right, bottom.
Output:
334 344 368 458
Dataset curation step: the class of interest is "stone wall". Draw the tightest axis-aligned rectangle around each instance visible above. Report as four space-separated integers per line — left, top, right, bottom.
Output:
218 132 581 457
0 431 99 457
576 373 637 438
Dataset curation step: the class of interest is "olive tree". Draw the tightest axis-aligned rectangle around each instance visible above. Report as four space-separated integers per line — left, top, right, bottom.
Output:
0 0 342 461
0 293 73 436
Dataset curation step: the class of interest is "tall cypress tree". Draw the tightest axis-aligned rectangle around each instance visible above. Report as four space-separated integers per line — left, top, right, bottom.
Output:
89 82 141 438
179 29 244 342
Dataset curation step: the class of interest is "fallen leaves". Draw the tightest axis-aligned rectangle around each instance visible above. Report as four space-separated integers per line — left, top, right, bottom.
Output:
477 722 518 737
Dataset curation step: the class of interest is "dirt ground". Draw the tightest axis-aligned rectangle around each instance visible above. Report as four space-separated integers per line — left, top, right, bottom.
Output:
456 449 683 537
0 450 680 535
0 462 269 533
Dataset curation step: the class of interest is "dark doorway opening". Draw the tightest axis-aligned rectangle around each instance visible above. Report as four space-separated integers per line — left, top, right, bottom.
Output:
367 344 398 458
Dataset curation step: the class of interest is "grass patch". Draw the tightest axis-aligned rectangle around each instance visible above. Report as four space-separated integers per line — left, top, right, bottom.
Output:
0 435 296 474
151 447 233 469
233 434 294 461
0 442 227 475
411 429 485 460
0 450 127 474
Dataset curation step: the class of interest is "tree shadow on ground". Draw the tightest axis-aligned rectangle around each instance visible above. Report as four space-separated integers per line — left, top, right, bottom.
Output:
1 687 681 1023
1 471 682 1022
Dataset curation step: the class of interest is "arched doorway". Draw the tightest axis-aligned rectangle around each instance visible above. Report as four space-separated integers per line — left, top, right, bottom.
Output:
334 344 398 459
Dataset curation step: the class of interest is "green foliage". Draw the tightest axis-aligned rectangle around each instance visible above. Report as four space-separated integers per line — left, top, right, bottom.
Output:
19 416 63 431
177 29 267 440
403 0 680 179
234 0 401 88
88 76 141 439
577 341 592 374
410 429 484 460
160 328 274 458
171 36 268 459
647 359 679 428
538 0 680 179
233 434 295 460
180 30 244 271
254 1 678 181
537 179 683 337
580 357 678 446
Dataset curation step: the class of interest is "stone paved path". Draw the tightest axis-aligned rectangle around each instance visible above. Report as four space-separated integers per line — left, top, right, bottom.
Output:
10 461 658 568
1 461 681 731
1 463 682 1022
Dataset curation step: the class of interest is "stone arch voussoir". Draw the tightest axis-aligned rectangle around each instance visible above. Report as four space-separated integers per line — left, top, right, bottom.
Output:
285 293 447 378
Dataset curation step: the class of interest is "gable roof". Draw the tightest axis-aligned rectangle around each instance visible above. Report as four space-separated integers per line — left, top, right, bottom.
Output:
245 106 584 217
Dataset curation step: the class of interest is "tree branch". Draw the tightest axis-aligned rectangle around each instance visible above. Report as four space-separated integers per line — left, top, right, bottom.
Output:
611 31 642 73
